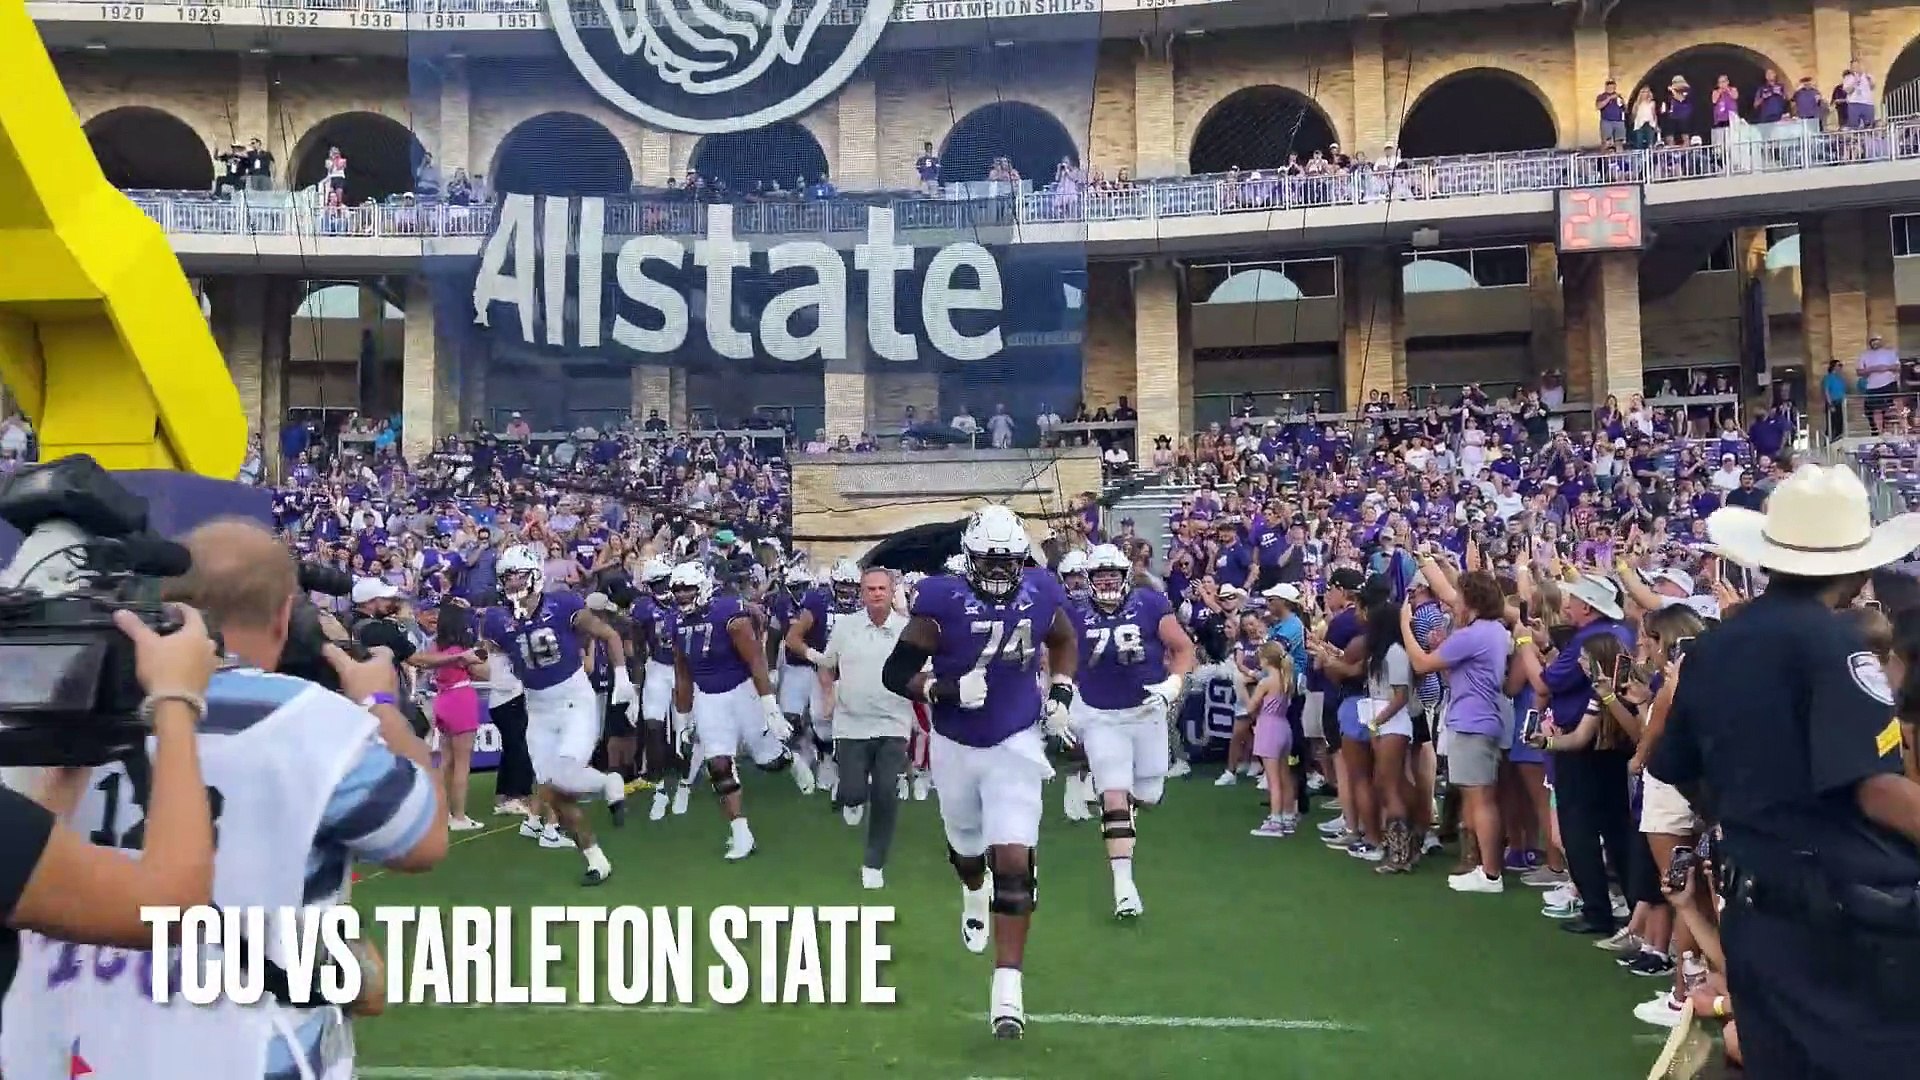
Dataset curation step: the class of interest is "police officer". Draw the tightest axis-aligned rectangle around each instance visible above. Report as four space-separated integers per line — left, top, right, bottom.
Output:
1652 465 1920 1079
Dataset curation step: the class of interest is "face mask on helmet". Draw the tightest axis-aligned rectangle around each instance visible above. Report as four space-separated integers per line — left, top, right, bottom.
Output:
832 579 860 606
967 552 1025 600
1091 569 1129 609
672 583 706 616
501 569 536 602
1063 572 1091 601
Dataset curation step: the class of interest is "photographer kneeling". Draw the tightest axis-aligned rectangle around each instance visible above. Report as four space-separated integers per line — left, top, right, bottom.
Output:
0 605 219 1010
1 518 449 1080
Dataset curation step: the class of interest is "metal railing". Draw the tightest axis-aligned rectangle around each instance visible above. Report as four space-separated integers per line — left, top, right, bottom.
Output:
128 119 1920 243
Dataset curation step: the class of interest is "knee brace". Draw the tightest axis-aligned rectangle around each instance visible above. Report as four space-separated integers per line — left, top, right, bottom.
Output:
989 849 1038 916
947 845 987 881
812 732 834 758
707 757 741 797
1100 806 1136 842
755 750 794 773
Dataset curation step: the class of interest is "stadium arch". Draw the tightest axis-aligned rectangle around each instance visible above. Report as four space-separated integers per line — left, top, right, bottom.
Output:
287 111 425 204
689 120 830 193
1875 25 1920 117
1629 44 1793 126
1188 86 1341 175
491 112 634 197
84 106 215 191
938 101 1080 189
1395 67 1561 156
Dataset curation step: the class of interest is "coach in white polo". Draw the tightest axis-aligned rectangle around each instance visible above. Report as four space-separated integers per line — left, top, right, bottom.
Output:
818 566 917 890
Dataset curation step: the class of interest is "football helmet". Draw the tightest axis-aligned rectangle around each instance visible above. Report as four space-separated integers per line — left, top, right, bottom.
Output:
830 558 862 607
783 562 814 601
498 546 545 606
1085 544 1131 611
1057 549 1091 602
641 556 674 600
669 561 714 618
961 505 1031 601
944 553 968 576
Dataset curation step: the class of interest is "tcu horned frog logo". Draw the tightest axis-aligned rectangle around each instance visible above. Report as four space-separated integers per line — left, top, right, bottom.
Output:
549 0 897 134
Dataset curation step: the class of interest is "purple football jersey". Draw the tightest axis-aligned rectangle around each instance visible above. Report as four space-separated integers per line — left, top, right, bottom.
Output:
677 595 755 694
911 572 1062 748
634 594 677 666
1074 588 1172 711
482 592 587 691
791 587 853 667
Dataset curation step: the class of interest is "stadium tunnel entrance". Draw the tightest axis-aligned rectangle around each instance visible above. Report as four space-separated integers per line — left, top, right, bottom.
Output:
289 112 424 203
861 520 966 575
85 106 215 191
492 112 634 196
1189 86 1338 174
690 121 830 193
1397 70 1558 156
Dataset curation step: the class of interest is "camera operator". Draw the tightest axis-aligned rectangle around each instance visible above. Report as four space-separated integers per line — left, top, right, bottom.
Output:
345 577 435 733
0 607 219 1006
0 518 449 1080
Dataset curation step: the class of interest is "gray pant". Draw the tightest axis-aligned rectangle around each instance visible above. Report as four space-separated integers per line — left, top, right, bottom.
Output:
834 736 908 870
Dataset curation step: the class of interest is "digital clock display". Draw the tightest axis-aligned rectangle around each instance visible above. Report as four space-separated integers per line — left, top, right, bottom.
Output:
1557 186 1645 252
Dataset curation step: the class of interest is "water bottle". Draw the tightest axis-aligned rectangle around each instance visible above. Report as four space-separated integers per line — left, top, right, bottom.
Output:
1680 951 1708 997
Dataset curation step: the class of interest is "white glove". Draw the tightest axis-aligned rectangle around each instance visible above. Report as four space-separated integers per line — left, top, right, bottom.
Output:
1145 673 1186 713
769 665 783 692
805 647 835 671
611 670 637 711
1042 676 1076 743
956 669 989 709
674 710 696 757
761 694 794 742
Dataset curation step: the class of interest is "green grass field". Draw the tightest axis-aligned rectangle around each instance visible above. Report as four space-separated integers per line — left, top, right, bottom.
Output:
353 773 1663 1080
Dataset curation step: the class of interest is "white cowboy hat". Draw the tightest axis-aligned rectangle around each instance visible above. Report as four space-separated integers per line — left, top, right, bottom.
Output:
1564 574 1625 621
1708 465 1920 576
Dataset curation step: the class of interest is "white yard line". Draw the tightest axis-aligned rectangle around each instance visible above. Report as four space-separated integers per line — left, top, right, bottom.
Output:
360 1069 605 1079
1029 1012 1360 1031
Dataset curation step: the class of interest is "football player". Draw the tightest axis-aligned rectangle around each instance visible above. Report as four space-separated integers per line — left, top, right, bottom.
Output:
1070 544 1195 918
1053 550 1099 822
785 558 860 796
634 558 694 821
483 546 635 886
881 506 1079 1038
671 561 795 860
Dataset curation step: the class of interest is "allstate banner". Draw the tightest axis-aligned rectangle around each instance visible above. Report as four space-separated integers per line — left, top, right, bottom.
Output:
409 0 1098 430
1178 671 1238 763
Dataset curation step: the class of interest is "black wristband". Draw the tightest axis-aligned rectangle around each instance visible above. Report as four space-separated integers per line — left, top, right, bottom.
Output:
927 678 960 706
1047 681 1074 709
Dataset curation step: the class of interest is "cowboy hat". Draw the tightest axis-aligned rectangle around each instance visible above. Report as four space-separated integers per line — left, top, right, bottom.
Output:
1564 574 1625 621
1707 465 1920 576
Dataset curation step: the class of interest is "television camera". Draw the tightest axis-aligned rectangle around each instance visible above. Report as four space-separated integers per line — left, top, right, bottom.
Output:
0 455 353 766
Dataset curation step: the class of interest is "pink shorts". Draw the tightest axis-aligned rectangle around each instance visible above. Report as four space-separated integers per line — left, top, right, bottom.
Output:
434 687 482 736
1252 714 1292 761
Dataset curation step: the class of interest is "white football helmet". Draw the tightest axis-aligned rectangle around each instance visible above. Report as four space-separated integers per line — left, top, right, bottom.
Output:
669 561 714 617
944 553 968 576
498 546 544 606
1057 549 1091 602
641 556 674 599
829 558 861 607
783 562 814 596
961 505 1031 601
1085 543 1131 610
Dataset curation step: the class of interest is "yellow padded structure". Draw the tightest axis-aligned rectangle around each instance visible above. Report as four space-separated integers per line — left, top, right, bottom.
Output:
0 0 245 478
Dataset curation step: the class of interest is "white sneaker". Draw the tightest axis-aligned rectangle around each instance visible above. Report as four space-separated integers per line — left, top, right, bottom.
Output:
539 829 576 850
1317 816 1349 837
961 885 990 954
897 775 910 800
791 757 817 796
911 775 930 801
1167 758 1193 778
1113 883 1143 919
449 816 485 832
861 866 885 890
1213 770 1238 787
1543 883 1578 908
1633 992 1686 1028
518 819 543 839
1254 772 1269 792
815 758 838 795
1447 869 1505 894
649 790 670 822
671 786 691 816
724 824 756 861
843 804 865 827
1421 831 1444 856
495 799 528 816
1306 772 1327 794
989 968 1025 1040
1611 892 1631 920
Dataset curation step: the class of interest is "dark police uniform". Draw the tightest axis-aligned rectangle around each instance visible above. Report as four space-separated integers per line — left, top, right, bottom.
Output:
1651 588 1920 1079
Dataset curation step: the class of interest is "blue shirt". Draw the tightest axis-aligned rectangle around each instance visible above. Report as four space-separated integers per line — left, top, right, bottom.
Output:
1265 612 1308 678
